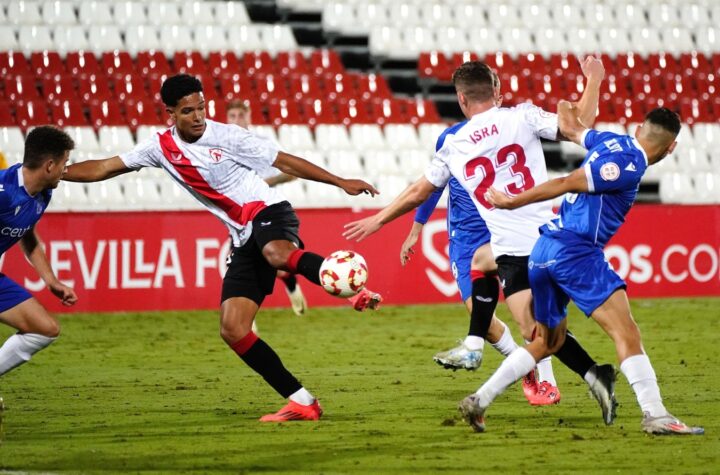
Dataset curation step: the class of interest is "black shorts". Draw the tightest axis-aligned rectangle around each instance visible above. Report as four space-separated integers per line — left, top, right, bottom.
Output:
496 255 531 299
221 201 303 305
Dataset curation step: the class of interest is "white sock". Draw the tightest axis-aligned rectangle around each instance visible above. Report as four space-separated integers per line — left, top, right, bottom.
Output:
463 335 485 351
620 353 666 417
476 348 536 408
536 356 557 386
0 333 56 376
490 322 519 357
288 387 315 406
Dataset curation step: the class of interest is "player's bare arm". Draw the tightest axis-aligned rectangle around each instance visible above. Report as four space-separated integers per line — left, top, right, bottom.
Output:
400 221 423 265
264 172 296 187
63 156 132 182
343 177 436 242
556 56 604 141
557 100 588 145
273 151 378 196
485 166 589 210
19 228 77 306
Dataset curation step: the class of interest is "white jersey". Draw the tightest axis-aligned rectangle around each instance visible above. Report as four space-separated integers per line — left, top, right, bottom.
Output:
425 104 558 257
120 119 284 247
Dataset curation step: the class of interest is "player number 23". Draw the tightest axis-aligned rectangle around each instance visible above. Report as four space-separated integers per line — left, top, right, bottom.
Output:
463 143 534 209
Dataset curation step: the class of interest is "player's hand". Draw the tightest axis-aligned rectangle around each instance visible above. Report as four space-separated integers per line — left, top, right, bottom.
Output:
581 56 605 81
48 280 78 306
343 216 382 242
340 179 379 197
400 231 419 266
484 187 514 209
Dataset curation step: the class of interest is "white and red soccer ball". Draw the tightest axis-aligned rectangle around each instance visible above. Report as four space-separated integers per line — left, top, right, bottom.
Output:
319 250 368 298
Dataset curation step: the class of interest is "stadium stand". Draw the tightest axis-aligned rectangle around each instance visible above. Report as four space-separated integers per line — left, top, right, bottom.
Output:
0 0 718 210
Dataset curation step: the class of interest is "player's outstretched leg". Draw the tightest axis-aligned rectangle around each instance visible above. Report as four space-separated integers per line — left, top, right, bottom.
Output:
586 363 618 425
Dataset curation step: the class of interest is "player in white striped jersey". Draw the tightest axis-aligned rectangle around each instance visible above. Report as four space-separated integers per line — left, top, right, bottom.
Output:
345 58 615 411
64 74 382 422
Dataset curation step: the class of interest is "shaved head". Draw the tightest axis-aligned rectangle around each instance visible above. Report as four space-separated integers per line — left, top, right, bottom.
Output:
637 107 681 147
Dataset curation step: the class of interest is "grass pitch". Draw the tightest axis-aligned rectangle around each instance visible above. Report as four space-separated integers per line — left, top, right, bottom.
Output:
0 298 718 474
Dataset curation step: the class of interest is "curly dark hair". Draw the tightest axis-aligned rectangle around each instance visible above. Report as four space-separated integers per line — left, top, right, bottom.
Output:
451 61 497 103
23 125 75 169
160 74 203 107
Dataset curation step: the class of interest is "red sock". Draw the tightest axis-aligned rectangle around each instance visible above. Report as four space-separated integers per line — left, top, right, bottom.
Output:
470 270 486 281
230 331 259 356
286 249 305 274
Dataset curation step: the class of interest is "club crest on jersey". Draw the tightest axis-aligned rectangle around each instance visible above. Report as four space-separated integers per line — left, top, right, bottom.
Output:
600 163 620 181
209 148 223 162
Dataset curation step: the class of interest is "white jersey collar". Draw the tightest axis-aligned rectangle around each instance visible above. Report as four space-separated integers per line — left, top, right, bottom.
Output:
630 137 649 166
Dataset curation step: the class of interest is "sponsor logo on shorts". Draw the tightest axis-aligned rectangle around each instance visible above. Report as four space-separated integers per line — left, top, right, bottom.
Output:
260 221 272 226
475 296 493 302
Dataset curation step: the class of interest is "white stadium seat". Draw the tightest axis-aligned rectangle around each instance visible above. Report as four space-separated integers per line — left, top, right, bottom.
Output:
597 28 632 57
147 3 182 26
42 1 77 26
87 25 124 54
551 3 585 28
520 3 554 27
647 4 681 28
383 124 421 151
294 149 326 168
369 26 402 59
662 28 694 55
86 180 126 211
322 3 356 35
78 2 113 26
679 3 711 27
469 28 503 56
486 4 523 28
250 125 279 144
401 27 436 58
349 124 387 151
418 123 447 152
98 126 135 153
125 25 161 57
65 126 100 154
8 1 43 25
0 26 19 51
54 25 89 57
419 3 454 28
124 177 164 210
327 150 363 175
315 124 353 152
435 27 471 55
112 1 148 26
354 4 390 35
580 4 614 29
182 1 215 25
227 26 264 54
566 28 600 57
0 127 26 154
158 178 202 210
452 4 487 29
159 25 195 56
659 172 694 204
277 125 315 150
210 1 251 26
397 149 431 177
693 173 720 204
51 182 91 212
614 3 647 29
259 25 298 54
388 4 422 27
692 123 720 149
694 27 719 55
193 25 229 56
362 150 401 176
534 29 566 57
136 125 166 144
18 25 54 54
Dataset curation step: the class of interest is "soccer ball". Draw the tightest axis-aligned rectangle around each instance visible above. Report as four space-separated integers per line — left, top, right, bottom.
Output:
319 250 368 298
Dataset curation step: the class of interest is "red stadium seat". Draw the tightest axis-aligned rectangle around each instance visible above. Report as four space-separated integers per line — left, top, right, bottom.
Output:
0 100 16 126
136 51 172 78
147 74 171 105
288 73 323 101
483 52 514 77
205 97 227 122
336 98 373 126
303 98 337 127
267 99 304 126
102 52 136 79
242 51 274 77
218 75 254 101
173 51 209 76
4 76 41 103
613 96 645 124
647 53 678 77
500 72 534 105
207 51 240 78
712 53 720 76
357 73 392 100
112 75 150 104
517 53 548 78
125 99 162 130
15 99 51 130
89 100 126 128
679 52 712 76
629 73 664 101
0 52 32 78
66 51 102 79
254 74 289 102
324 73 358 101
418 51 452 81
248 99 267 125
453 51 481 69
42 76 79 106
369 98 406 125
599 74 630 102
550 53 583 79
615 53 647 77
405 98 441 124
51 100 89 127
78 74 113 105
310 49 345 75
30 52 66 80
276 51 310 76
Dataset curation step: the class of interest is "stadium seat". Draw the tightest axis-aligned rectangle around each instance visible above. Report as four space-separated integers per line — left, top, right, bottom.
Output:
18 25 54 54
193 25 229 57
288 74 323 101
324 73 358 102
354 3 389 36
418 123 447 151
227 25 264 54
242 51 275 77
124 177 165 210
418 52 453 82
203 98 225 122
336 99 374 126
51 182 91 211
322 2 356 36
519 3 554 28
111 75 149 104
310 49 345 75
401 27 436 59
98 125 135 153
303 98 337 126
78 2 113 25
7 1 43 25
659 172 695 204
101 51 136 79
125 25 162 58
147 2 182 26
90 101 126 129
254 74 288 102
43 76 79 105
218 75 254 101
65 126 101 154
435 27 471 55
249 124 278 143
533 28 566 58
4 75 42 103
486 4 523 28
349 124 387 151
136 51 172 78
136 124 166 143
15 99 51 130
276 51 310 76
695 27 719 56
362 150 401 176
78 75 113 105
113 1 148 26
66 51 102 78
550 3 584 27
181 1 215 25
693 123 720 149
207 51 241 78
88 25 125 55
210 0 250 26
405 98 441 124
51 100 89 128
0 52 32 78
125 99 162 131
52 25 87 57
369 98 407 125
388 3 422 27
85 180 127 211
0 126 25 153
0 101 16 126
267 99 303 127
315 124 353 152
42 1 77 26
30 51 65 79
261 25 299 54
452 4 486 29
357 74 392 100
397 149 431 177
159 25 195 56
327 150 364 176
278 124 315 150
679 3 712 28
383 124 421 151
174 51 210 77
692 172 720 203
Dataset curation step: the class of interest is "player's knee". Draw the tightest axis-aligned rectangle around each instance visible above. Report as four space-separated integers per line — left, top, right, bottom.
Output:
220 321 252 344
44 319 61 338
262 248 289 269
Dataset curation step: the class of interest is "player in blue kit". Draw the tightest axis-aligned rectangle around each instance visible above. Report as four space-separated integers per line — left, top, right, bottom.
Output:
0 126 78 409
463 104 704 435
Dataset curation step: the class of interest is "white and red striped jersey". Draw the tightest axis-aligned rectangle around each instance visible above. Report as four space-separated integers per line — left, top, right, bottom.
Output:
425 104 558 257
120 119 284 247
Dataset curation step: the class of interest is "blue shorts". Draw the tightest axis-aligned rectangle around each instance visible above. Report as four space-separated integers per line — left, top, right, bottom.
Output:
449 228 491 301
0 273 32 313
529 233 626 329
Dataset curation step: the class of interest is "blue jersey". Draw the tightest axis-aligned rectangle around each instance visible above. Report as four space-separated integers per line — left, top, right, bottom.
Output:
0 164 51 257
415 122 488 239
540 130 647 248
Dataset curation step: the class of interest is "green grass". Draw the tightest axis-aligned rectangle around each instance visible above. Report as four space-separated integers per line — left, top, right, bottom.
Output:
0 298 718 474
